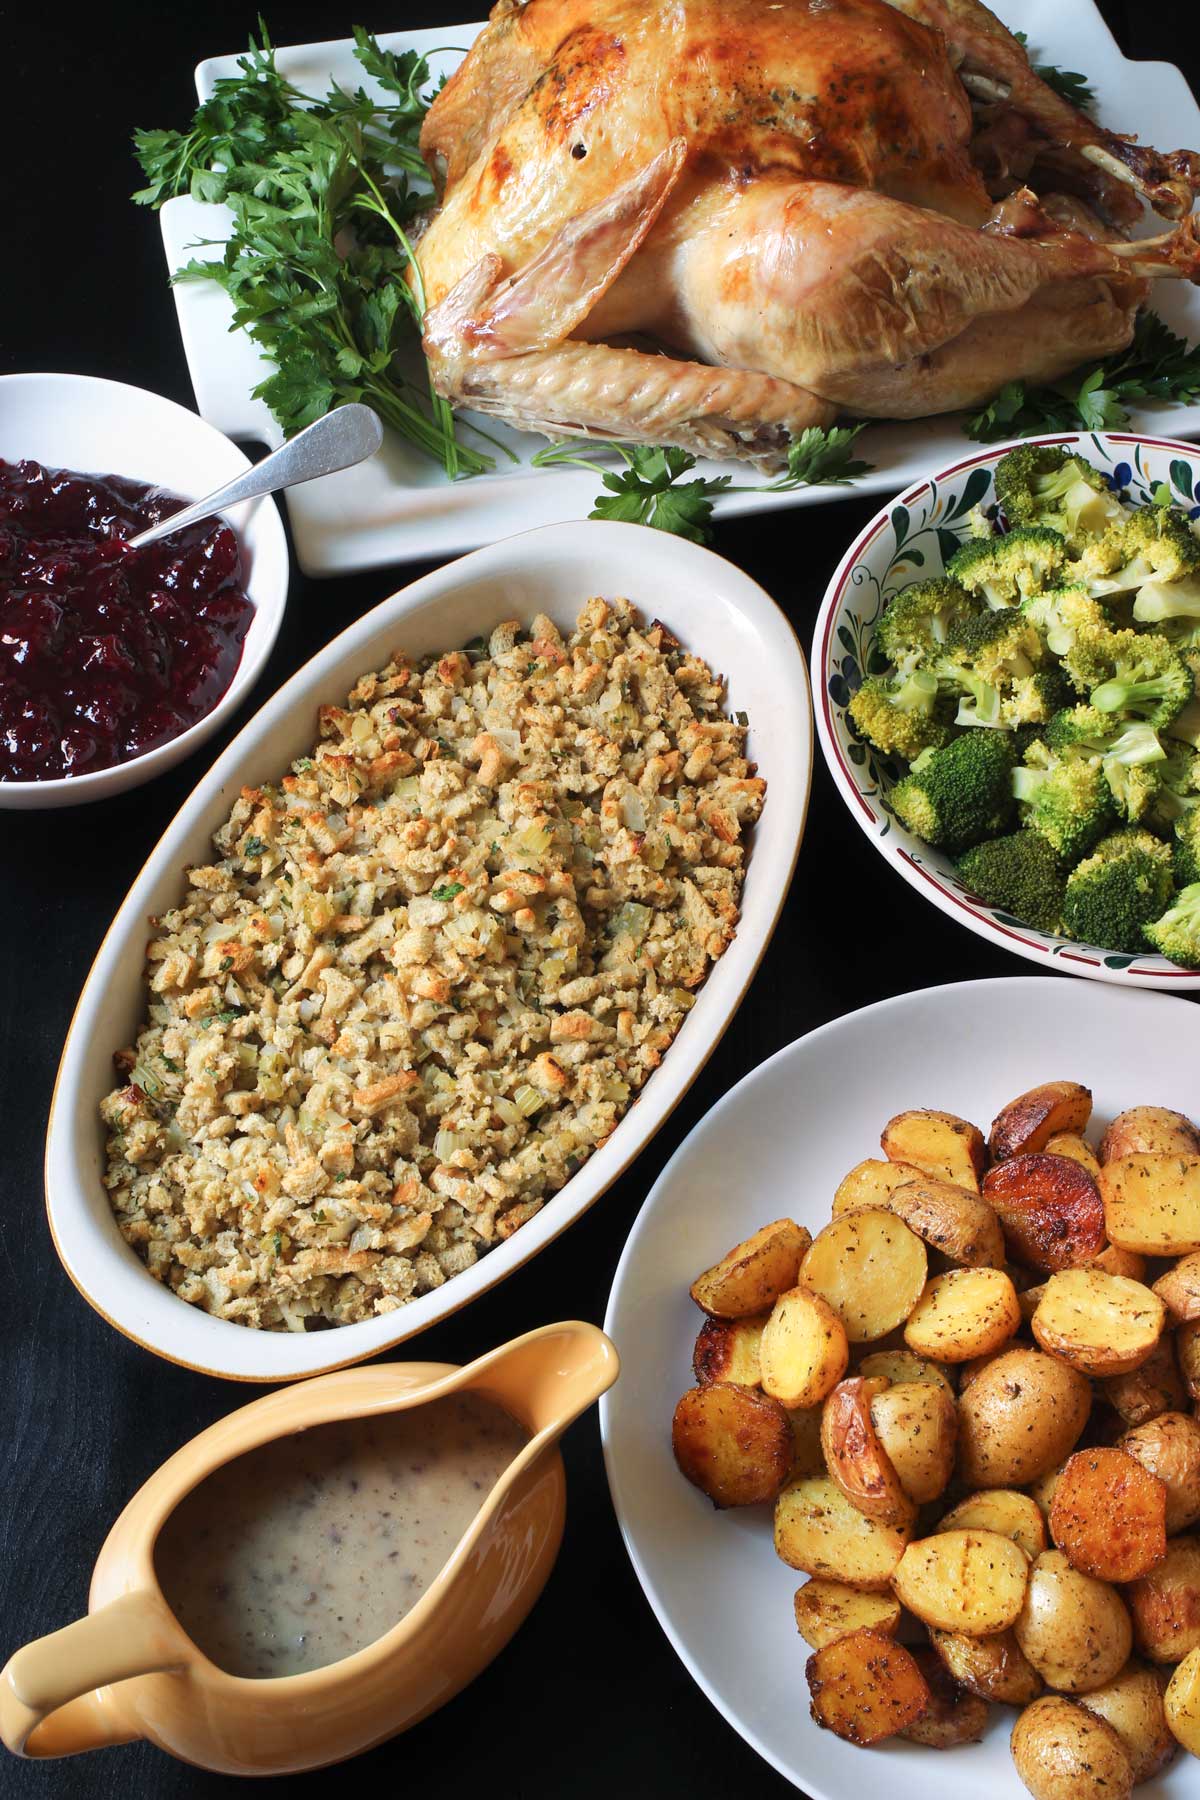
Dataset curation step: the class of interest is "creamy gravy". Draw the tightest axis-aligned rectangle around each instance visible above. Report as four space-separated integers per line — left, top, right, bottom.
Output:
154 1392 528 1679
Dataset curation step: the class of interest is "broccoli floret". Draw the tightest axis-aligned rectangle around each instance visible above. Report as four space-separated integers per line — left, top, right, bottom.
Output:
947 528 1068 610
1061 829 1175 953
955 830 1066 933
1147 742 1200 830
848 671 954 761
1045 707 1168 821
994 446 1126 549
1022 585 1112 658
876 578 981 670
890 731 1016 851
1062 627 1192 730
1144 882 1200 967
1076 505 1200 598
1131 517 1200 628
1174 812 1200 886
1012 739 1115 860
936 611 1053 729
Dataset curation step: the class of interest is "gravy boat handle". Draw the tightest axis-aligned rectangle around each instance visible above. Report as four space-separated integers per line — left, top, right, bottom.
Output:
0 1590 184 1758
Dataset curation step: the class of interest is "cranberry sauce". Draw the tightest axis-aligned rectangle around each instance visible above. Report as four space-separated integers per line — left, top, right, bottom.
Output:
0 459 254 781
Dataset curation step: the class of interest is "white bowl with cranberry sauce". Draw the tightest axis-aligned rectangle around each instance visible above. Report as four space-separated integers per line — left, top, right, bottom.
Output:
0 372 289 809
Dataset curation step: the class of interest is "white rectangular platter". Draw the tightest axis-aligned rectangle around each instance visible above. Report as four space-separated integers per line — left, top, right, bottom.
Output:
161 2 1200 576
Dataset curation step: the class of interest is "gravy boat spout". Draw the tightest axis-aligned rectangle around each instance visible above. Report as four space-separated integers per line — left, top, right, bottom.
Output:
0 1322 618 1776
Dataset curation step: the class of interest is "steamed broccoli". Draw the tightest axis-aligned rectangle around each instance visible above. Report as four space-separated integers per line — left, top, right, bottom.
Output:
1174 811 1200 886
1022 586 1112 658
848 670 954 761
1012 739 1115 860
1146 742 1200 830
876 578 981 670
955 830 1066 933
1062 627 1192 730
1046 706 1167 821
994 445 1126 548
1061 830 1175 953
890 731 1016 851
1076 504 1200 598
947 528 1068 609
1144 882 1200 967
935 611 1059 729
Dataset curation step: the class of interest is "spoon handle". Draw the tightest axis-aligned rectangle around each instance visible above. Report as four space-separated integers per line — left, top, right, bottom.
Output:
127 404 385 550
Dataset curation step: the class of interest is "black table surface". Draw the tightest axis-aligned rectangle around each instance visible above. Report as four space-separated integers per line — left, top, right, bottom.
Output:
2 5 1197 1795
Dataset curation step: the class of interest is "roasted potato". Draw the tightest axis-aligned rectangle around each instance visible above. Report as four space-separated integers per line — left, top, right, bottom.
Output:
787 1403 825 1478
1120 1411 1200 1534
892 1528 1030 1635
774 1475 910 1589
1029 1460 1067 1521
899 1646 989 1749
1031 1269 1165 1378
839 1173 1005 1269
805 1628 930 1745
957 1348 1091 1489
759 1286 849 1410
983 1152 1106 1273
1101 1156 1200 1256
939 1488 1047 1560
832 1158 923 1214
870 1380 958 1503
671 1383 793 1507
692 1313 766 1387
1179 1320 1200 1401
1079 1662 1176 1785
881 1109 986 1192
1165 1643 1200 1756
1015 1550 1132 1694
990 1081 1093 1164
689 1219 811 1318
792 1577 901 1650
931 1626 1044 1704
1048 1447 1167 1582
1011 1696 1133 1800
821 1378 915 1529
1101 1106 1200 1164
1018 1280 1048 1326
800 1210 927 1343
1103 1335 1186 1427
1045 1131 1102 1179
1154 1252 1200 1323
1089 1243 1147 1281
1128 1535 1200 1664
857 1348 954 1395
904 1266 1021 1362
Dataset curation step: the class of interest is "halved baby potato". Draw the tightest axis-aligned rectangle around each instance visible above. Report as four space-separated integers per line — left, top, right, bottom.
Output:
689 1219 811 1318
879 1175 1006 1269
931 1626 1043 1705
1011 1697 1133 1800
1153 1253 1200 1323
671 1382 793 1508
870 1380 958 1504
957 1348 1091 1490
899 1646 989 1749
1045 1131 1102 1179
1079 1662 1176 1786
1120 1411 1200 1535
938 1488 1046 1560
1089 1243 1147 1281
1127 1535 1200 1664
792 1577 901 1650
1048 1447 1167 1583
892 1529 1030 1636
1103 1335 1187 1428
1101 1106 1200 1164
832 1159 923 1215
821 1377 914 1529
1032 1269 1165 1378
983 1152 1106 1273
1165 1643 1200 1756
692 1313 767 1387
800 1210 927 1343
1015 1550 1132 1694
805 1628 930 1745
774 1475 910 1589
1102 1156 1200 1256
989 1081 1093 1164
881 1109 986 1192
857 1348 954 1395
760 1286 849 1410
904 1266 1021 1363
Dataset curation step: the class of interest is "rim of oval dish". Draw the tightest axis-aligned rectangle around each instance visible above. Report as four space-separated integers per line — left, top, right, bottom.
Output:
813 429 1200 989
0 371 289 809
44 518 812 1381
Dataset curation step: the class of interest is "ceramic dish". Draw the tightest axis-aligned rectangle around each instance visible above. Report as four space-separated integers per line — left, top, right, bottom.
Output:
0 372 289 809
159 2 1200 574
45 518 811 1382
813 429 1200 988
601 973 1200 1800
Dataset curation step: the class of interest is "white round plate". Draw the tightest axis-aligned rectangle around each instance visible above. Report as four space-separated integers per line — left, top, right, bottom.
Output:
601 974 1200 1799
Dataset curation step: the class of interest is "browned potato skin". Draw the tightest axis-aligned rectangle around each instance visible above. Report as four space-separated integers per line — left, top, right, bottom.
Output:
1011 1697 1133 1800
1154 1253 1200 1323
1048 1447 1167 1583
1120 1412 1200 1534
957 1348 1092 1489
1046 1132 1102 1179
792 1578 901 1650
1104 1335 1188 1428
671 1383 792 1508
1079 1662 1176 1786
982 1153 1107 1273
1127 1535 1200 1664
881 1109 986 1192
692 1313 766 1387
847 1174 1006 1269
821 1378 915 1530
689 1219 811 1319
990 1081 1093 1164
1101 1106 1200 1164
1015 1551 1133 1694
899 1646 989 1749
931 1626 1044 1704
806 1628 931 1745
1179 1321 1200 1401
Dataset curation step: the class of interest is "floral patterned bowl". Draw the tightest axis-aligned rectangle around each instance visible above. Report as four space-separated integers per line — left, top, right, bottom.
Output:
813 431 1200 988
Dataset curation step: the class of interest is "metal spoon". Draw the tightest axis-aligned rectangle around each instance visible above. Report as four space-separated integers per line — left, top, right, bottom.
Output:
128 404 385 550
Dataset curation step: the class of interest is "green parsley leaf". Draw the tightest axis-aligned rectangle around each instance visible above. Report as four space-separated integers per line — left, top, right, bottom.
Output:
431 882 464 901
159 1054 181 1074
767 423 872 489
243 835 267 858
1013 32 1095 111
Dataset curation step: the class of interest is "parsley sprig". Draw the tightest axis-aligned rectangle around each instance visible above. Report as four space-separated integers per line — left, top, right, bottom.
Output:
965 311 1200 443
531 427 873 543
1013 31 1095 111
133 24 504 476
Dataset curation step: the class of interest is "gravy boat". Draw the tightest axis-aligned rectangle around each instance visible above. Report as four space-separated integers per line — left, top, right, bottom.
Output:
0 1321 617 1775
